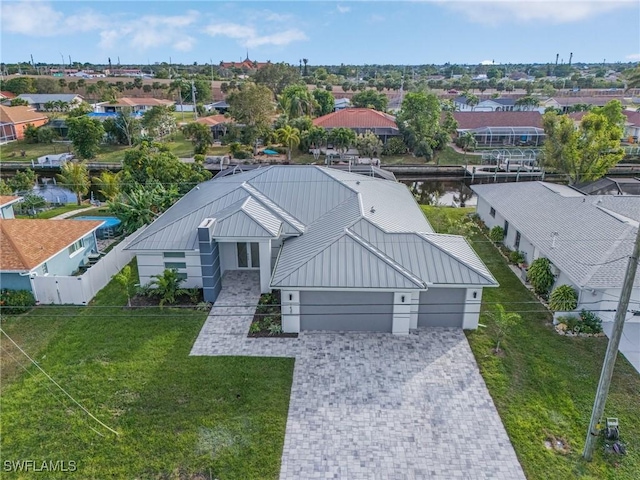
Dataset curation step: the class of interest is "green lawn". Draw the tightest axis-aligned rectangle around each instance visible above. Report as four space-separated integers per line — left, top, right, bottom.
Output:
0 261 294 479
422 206 640 480
15 204 86 219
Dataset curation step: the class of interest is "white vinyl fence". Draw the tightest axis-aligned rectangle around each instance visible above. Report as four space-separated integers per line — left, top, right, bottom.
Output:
33 227 146 305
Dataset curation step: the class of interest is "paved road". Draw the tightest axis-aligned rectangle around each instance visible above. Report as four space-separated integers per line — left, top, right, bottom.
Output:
191 271 525 479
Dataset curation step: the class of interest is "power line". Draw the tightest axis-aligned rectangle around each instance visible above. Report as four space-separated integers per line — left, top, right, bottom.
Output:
0 327 119 436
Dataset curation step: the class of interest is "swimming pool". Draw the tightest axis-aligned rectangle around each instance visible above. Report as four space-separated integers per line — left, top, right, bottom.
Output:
74 216 122 238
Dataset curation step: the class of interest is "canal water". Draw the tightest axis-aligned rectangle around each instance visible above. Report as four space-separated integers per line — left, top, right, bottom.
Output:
401 180 476 207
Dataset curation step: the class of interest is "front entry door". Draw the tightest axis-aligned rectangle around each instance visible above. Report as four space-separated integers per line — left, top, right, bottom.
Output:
237 242 260 269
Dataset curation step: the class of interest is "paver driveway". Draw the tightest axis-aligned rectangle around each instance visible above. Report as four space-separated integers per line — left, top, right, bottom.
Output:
191 272 525 479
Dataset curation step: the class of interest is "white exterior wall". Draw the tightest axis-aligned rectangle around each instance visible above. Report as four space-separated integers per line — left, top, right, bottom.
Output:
137 251 202 288
281 289 300 333
463 288 483 329
219 242 236 273
392 291 412 335
259 241 271 293
409 291 420 329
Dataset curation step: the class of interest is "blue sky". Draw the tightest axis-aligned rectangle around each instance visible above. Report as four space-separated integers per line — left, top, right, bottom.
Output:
1 1 638 66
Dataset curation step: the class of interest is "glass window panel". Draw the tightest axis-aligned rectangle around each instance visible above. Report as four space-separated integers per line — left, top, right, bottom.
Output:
250 242 260 268
237 242 248 268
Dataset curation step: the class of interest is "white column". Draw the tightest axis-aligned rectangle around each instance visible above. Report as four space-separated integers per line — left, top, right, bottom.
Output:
410 291 420 330
281 290 300 333
392 291 411 335
463 288 483 329
259 241 271 293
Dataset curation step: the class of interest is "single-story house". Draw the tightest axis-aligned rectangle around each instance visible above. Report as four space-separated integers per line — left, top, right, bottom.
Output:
196 115 232 140
472 181 640 321
547 96 620 113
313 108 400 144
0 105 48 142
0 218 103 293
453 97 520 112
94 97 175 114
15 94 84 111
0 196 22 219
0 91 17 101
453 111 545 147
569 110 640 143
126 166 497 334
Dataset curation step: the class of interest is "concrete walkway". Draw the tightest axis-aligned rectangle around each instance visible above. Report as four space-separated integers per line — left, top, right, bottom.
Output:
191 271 525 479
51 206 96 219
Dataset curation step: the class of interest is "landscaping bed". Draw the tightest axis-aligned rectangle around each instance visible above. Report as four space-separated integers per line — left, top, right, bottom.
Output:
248 290 297 338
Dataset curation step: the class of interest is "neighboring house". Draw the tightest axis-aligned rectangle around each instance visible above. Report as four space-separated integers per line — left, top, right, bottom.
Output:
569 110 640 142
219 58 270 71
0 105 48 142
94 97 175 114
334 98 351 111
313 108 400 143
0 219 103 293
0 91 17 100
16 94 84 111
0 196 22 219
210 100 229 114
472 181 640 322
548 96 619 113
453 111 545 147
196 115 232 140
126 166 497 334
453 97 519 112
574 177 640 196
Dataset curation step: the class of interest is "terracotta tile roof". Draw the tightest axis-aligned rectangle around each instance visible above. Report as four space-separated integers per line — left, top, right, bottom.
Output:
0 196 21 208
0 105 48 125
553 96 619 106
569 110 640 126
0 219 103 271
196 114 230 126
453 111 543 130
313 108 398 129
0 91 17 99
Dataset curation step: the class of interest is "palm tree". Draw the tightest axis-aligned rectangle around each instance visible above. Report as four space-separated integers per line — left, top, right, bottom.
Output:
92 171 120 201
459 131 477 164
307 126 327 161
56 161 90 206
276 125 301 162
44 101 55 112
487 304 521 353
624 66 640 91
302 58 309 76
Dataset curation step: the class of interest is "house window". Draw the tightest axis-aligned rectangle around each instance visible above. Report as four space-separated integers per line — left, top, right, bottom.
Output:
237 242 260 269
163 252 185 258
515 231 521 250
177 272 188 280
68 239 84 256
504 221 509 238
489 207 496 218
42 262 48 274
164 262 187 270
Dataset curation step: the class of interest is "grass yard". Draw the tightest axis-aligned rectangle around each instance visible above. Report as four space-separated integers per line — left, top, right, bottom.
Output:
422 206 640 480
0 261 294 479
15 204 86 219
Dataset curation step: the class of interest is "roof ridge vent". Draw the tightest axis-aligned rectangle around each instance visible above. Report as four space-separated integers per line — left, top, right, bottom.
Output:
370 206 375 213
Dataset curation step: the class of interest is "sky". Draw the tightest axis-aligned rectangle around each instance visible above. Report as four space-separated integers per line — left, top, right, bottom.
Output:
1 1 639 66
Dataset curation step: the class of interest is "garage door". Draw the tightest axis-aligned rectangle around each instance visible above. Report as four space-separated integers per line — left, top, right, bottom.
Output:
300 291 394 332
418 288 465 327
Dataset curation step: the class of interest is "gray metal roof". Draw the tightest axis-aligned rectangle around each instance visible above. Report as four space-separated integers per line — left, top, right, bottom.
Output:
472 182 639 289
128 165 497 290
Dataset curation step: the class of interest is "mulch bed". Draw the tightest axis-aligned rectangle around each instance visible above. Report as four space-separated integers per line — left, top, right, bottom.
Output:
247 290 298 338
128 290 205 309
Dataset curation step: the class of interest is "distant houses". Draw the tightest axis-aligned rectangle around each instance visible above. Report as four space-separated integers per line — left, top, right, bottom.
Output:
93 97 175 114
313 108 400 143
0 105 48 142
452 111 545 147
15 94 84 111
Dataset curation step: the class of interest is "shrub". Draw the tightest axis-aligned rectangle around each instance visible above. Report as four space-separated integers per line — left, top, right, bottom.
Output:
382 137 407 155
578 309 603 334
549 284 578 312
249 322 262 334
527 258 555 296
149 268 187 307
268 323 283 336
509 250 526 265
0 289 36 314
489 226 505 243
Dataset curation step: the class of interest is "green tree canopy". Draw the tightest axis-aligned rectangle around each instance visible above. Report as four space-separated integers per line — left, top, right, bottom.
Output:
355 131 383 159
396 91 442 160
275 125 301 162
181 122 213 155
120 141 212 195
141 106 177 141
253 62 301 96
312 88 335 116
351 90 388 111
67 116 105 159
8 168 37 194
108 184 180 234
542 100 625 184
327 127 356 157
56 161 90 205
92 171 120 201
278 84 316 119
227 83 275 150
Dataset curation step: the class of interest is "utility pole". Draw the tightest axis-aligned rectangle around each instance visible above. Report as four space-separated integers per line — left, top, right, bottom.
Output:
583 226 640 460
191 80 198 120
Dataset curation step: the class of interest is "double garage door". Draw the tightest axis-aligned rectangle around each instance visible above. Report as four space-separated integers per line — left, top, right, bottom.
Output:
300 291 394 332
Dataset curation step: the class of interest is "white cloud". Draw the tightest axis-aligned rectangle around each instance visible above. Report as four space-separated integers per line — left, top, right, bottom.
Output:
2 1 64 36
626 53 640 61
336 5 351 14
436 0 635 25
205 22 308 48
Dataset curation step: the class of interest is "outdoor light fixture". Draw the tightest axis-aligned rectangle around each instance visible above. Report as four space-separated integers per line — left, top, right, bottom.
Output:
401 295 405 303
289 294 293 301
473 291 478 299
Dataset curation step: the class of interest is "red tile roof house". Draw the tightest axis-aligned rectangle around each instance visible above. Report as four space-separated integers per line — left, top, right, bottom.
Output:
312 108 400 144
570 110 640 143
0 218 103 296
453 111 545 147
0 105 48 142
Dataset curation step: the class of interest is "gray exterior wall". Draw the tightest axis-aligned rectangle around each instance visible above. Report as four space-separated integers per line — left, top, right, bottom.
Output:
418 288 466 327
300 291 394 332
198 222 222 303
